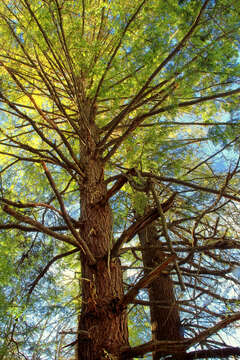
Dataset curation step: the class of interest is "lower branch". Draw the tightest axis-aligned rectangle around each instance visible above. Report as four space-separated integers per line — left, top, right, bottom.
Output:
120 339 188 359
119 255 176 308
120 312 240 359
183 347 240 359
189 312 240 347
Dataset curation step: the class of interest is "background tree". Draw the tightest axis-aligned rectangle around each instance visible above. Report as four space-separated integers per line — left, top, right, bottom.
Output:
0 0 240 359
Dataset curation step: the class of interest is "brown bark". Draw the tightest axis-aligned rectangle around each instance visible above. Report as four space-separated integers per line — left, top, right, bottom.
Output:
138 223 183 360
76 118 129 359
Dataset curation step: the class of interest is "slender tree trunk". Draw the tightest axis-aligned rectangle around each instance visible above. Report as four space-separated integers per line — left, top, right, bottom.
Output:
76 115 129 359
138 222 183 360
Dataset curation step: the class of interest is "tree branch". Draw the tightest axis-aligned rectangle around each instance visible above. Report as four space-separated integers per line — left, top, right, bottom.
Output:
141 172 240 203
27 248 79 297
189 312 240 348
0 222 78 232
119 255 176 308
150 182 185 291
99 0 210 148
100 168 136 205
102 86 240 161
120 339 188 359
183 347 240 359
111 193 176 257
93 0 147 102
120 312 240 359
2 205 79 248
42 162 96 265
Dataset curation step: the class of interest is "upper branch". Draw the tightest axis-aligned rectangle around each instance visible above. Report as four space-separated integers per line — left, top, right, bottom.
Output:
99 0 210 147
102 87 240 162
141 172 240 204
93 0 147 103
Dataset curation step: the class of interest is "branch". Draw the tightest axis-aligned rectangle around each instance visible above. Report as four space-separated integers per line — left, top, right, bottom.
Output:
0 89 80 176
119 255 176 308
100 168 136 204
150 183 185 291
0 223 77 232
135 0 211 98
42 162 96 265
120 121 240 128
141 172 240 203
189 312 240 348
27 248 79 297
120 313 240 359
111 193 176 257
1 197 63 217
93 0 147 102
2 205 79 247
100 0 210 146
102 86 240 162
120 339 187 359
184 347 240 359
184 134 240 176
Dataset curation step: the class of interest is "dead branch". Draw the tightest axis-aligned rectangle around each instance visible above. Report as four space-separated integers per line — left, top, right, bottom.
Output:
119 255 176 308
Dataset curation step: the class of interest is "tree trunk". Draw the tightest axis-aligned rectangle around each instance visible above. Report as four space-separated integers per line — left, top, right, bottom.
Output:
138 222 183 360
76 118 129 359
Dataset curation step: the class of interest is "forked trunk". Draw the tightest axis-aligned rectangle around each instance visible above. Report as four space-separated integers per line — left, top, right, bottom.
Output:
139 223 183 360
76 120 129 359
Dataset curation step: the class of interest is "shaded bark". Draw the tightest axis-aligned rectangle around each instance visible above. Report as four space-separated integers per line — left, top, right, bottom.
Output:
76 118 129 359
139 222 183 360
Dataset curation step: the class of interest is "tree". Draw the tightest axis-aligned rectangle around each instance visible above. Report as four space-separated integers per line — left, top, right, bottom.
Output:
0 0 240 359
124 169 240 359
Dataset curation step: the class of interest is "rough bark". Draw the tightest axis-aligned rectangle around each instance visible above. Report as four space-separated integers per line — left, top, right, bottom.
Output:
76 115 129 359
138 222 183 360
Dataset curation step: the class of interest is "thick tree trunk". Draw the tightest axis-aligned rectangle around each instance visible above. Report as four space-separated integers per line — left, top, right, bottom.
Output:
76 119 129 359
138 222 183 360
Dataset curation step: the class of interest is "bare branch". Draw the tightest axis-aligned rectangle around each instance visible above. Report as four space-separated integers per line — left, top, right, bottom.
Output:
27 248 79 297
119 255 176 308
184 347 240 359
150 182 185 291
141 172 240 203
120 339 187 359
189 312 240 348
